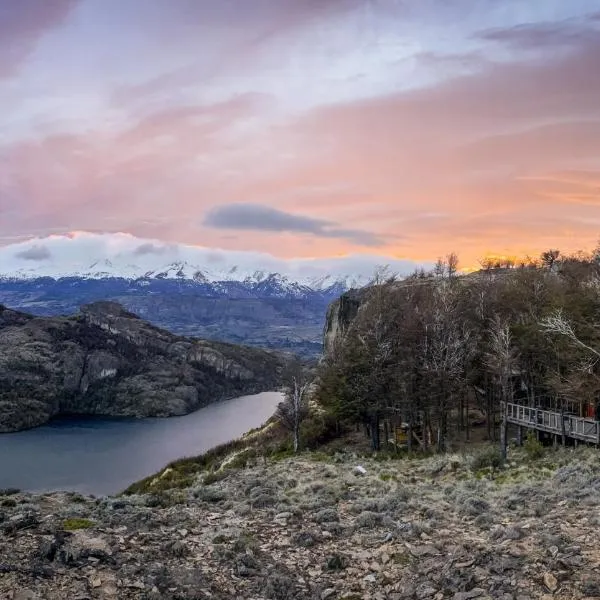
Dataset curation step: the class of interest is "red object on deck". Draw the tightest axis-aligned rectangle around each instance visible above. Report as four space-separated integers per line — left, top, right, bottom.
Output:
586 403 595 418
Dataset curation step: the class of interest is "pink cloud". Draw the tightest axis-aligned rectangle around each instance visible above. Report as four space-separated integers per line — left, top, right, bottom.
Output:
0 0 78 78
2 21 600 266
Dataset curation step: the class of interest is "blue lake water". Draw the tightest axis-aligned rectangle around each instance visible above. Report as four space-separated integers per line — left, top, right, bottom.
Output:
0 391 282 496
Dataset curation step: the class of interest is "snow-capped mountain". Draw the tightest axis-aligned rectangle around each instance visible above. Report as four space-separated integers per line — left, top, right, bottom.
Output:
0 233 426 356
0 232 420 290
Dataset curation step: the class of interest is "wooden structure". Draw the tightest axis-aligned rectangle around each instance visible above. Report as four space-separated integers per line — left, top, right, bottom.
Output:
505 402 600 445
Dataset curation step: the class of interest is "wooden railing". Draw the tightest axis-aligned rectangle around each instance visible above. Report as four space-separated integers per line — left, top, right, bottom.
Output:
506 402 600 444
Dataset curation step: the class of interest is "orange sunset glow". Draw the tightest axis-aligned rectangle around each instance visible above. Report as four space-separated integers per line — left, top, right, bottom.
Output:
1 1 600 271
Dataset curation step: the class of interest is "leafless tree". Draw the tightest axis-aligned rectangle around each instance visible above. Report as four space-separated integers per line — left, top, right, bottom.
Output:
446 252 459 278
540 310 600 360
276 362 311 453
540 249 560 270
485 316 519 459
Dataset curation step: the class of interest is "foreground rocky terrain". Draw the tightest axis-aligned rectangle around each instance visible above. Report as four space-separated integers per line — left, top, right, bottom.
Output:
0 301 283 432
2 445 600 599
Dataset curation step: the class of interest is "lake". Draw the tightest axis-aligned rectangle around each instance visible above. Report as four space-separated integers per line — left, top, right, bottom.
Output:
0 391 282 496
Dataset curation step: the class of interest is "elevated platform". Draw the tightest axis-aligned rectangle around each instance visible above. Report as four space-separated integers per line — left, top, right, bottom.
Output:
506 402 600 444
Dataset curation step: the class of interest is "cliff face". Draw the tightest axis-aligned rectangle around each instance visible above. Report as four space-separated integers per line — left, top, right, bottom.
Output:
322 289 364 355
0 301 284 432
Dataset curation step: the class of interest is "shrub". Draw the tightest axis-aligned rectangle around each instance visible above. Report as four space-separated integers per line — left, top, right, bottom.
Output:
470 446 504 471
263 573 296 600
458 496 490 517
314 508 339 524
356 511 383 529
194 487 226 503
325 554 347 571
251 494 275 508
524 431 544 460
203 470 231 485
293 530 318 547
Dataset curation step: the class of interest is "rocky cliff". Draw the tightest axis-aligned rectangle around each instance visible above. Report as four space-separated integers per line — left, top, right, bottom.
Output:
0 301 284 432
322 289 365 355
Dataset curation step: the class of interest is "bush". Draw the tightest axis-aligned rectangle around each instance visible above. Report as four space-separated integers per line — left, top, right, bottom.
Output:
314 508 339 524
356 510 383 529
524 431 544 460
203 470 231 485
458 496 490 517
470 446 504 471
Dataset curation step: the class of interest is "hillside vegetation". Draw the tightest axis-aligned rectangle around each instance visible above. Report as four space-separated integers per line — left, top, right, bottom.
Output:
317 248 600 452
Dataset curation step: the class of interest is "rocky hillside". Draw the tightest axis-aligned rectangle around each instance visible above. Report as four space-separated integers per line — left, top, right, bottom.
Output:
1 446 600 599
0 301 284 432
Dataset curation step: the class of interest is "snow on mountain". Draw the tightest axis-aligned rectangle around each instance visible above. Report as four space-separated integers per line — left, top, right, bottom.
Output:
0 232 426 290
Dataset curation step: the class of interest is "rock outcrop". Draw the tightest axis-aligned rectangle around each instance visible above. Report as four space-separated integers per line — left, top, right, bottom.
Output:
322 289 364 355
0 301 284 432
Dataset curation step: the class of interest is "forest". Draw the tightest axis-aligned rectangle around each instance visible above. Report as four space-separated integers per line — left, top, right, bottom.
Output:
313 246 600 453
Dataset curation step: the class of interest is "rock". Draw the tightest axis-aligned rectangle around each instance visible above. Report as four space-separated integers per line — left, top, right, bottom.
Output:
452 590 484 600
14 590 38 600
90 576 102 588
353 466 367 476
321 589 336 600
543 572 558 592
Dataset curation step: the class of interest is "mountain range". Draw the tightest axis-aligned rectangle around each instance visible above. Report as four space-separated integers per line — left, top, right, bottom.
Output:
0 233 424 356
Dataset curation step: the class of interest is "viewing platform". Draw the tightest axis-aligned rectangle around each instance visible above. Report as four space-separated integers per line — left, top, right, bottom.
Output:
506 402 600 445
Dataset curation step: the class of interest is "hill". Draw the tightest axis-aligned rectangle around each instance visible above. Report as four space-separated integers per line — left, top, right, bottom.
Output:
0 301 284 432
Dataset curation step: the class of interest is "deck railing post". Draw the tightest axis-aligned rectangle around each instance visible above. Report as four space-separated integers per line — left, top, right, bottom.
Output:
500 401 508 461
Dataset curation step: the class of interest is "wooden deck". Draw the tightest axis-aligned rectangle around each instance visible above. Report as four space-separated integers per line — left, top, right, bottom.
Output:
506 402 600 444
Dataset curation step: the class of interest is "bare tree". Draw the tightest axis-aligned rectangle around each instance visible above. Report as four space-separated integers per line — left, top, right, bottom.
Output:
446 252 459 279
540 249 560 270
540 310 600 360
485 316 519 459
276 362 311 453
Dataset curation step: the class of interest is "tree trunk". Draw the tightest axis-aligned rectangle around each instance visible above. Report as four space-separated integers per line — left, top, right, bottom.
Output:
371 414 380 451
465 392 470 442
500 402 508 461
293 427 299 453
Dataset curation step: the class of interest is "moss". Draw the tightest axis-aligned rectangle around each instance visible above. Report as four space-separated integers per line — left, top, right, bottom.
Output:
63 518 95 531
392 551 413 565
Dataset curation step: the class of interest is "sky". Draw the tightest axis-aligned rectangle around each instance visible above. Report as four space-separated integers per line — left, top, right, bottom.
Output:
1 0 600 271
